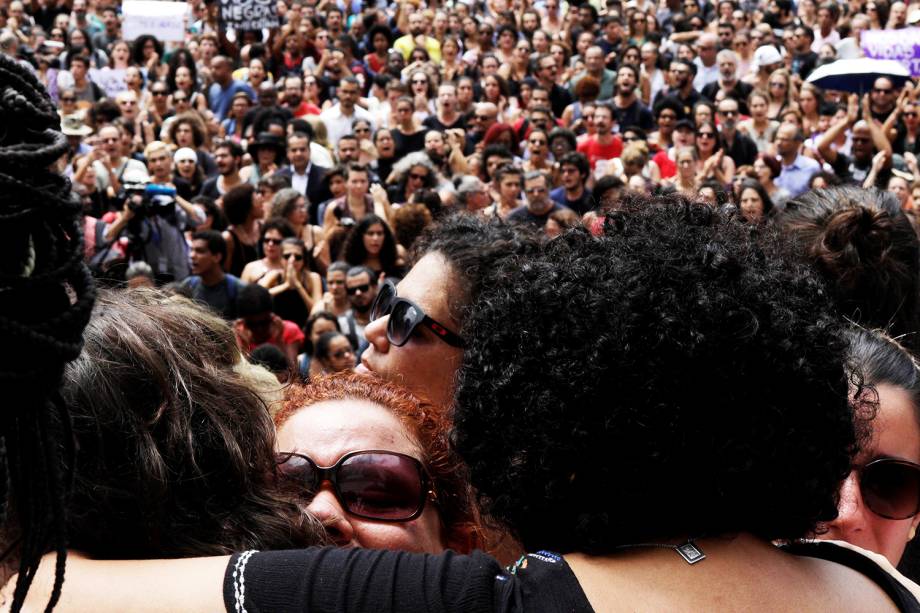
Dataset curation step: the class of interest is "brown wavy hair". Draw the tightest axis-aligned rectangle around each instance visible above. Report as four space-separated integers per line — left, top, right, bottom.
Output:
62 289 328 558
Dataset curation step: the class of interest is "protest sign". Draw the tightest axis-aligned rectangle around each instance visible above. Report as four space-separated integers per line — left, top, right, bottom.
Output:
88 68 127 99
219 0 279 31
862 27 920 76
122 0 187 42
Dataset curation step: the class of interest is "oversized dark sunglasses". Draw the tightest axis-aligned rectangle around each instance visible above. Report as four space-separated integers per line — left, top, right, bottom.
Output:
276 450 431 521
856 457 920 520
370 280 464 348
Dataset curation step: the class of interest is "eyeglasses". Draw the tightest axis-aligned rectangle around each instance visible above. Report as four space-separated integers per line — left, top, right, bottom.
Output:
409 172 428 181
370 279 465 348
854 458 920 520
152 90 168 97
696 132 715 138
873 88 893 94
276 450 431 521
906 112 918 117
284 252 304 261
60 96 76 102
719 109 738 116
346 283 372 295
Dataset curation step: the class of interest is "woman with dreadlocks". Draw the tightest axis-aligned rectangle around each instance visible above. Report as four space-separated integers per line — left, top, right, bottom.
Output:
0 53 95 610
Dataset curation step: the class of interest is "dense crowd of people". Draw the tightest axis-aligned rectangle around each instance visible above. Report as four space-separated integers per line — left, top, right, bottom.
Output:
5 0 920 610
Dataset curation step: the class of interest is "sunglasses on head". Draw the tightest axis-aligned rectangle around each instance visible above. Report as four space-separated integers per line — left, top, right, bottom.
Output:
855 457 920 520
277 450 431 521
370 280 465 348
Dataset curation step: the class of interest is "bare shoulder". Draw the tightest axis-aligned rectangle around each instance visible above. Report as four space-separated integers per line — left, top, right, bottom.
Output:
566 537 901 612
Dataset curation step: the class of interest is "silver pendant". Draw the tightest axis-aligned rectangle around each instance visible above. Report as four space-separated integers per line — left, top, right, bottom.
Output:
676 541 706 564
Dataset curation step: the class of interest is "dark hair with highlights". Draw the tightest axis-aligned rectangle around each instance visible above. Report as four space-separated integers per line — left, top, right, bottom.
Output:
454 194 858 554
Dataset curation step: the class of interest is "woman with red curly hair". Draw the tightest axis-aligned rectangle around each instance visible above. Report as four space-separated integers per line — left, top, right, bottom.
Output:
481 123 521 157
274 373 483 554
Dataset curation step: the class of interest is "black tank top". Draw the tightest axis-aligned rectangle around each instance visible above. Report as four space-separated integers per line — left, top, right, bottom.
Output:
228 230 258 279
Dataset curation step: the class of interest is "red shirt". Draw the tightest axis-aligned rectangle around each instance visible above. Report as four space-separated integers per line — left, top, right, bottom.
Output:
576 135 623 169
653 150 677 179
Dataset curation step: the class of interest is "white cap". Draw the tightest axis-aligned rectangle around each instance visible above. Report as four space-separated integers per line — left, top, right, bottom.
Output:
174 147 197 163
753 45 783 69
121 165 150 186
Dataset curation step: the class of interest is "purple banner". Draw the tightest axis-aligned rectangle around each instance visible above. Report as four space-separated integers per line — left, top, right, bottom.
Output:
862 27 920 76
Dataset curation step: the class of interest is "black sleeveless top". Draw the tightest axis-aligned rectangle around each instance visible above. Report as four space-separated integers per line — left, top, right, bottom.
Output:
228 230 259 279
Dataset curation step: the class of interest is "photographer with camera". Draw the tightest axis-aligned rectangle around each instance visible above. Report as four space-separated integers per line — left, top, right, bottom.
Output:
91 123 146 200
100 141 205 283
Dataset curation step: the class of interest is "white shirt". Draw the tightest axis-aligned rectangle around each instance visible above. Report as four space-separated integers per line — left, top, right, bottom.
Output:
310 142 334 168
693 59 720 92
319 104 375 145
290 162 312 196
812 28 841 53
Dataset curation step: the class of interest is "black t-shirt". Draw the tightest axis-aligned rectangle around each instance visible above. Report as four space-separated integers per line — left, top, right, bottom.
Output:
613 99 654 132
393 129 427 159
548 84 575 119
273 287 310 329
791 51 819 79
700 81 753 114
423 114 466 132
508 203 564 228
831 151 888 188
223 548 593 613
721 132 758 166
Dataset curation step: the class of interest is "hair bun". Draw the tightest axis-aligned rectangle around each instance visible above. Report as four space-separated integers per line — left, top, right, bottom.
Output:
819 205 892 268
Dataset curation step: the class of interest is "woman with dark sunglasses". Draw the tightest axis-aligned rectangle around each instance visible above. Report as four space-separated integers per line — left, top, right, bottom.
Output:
274 374 481 553
820 328 920 568
357 215 540 410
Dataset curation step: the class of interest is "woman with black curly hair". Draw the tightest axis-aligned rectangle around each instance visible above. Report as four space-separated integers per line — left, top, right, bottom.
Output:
341 214 402 280
38 197 919 612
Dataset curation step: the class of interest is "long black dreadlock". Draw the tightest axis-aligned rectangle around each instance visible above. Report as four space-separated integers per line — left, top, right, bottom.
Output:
0 55 94 611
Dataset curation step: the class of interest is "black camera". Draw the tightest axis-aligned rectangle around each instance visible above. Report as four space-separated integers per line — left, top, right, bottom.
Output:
120 183 177 220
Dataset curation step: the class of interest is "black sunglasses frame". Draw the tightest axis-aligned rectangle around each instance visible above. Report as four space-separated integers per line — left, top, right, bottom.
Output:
858 457 920 520
276 449 430 521
370 280 465 348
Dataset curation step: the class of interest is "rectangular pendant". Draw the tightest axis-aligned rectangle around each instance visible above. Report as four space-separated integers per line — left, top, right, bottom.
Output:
676 542 706 564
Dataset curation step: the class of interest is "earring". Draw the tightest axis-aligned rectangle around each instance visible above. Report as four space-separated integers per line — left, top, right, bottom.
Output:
910 526 917 541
